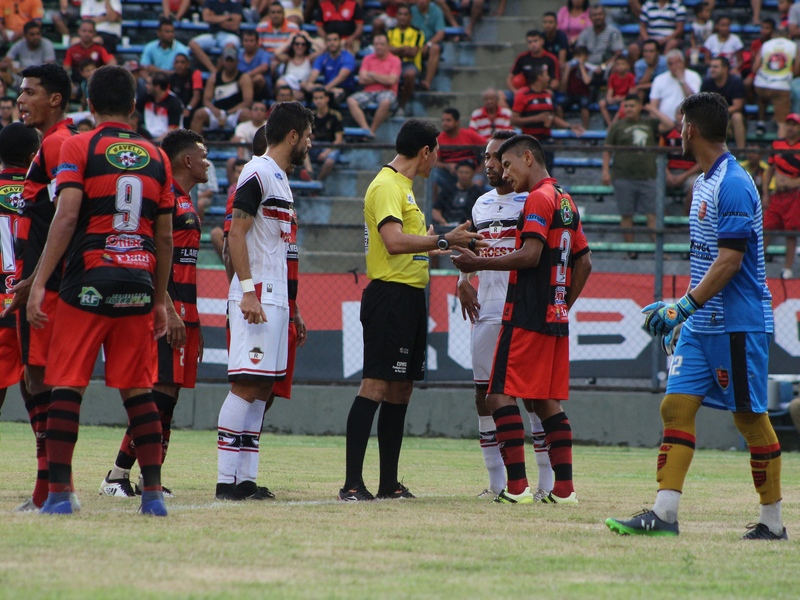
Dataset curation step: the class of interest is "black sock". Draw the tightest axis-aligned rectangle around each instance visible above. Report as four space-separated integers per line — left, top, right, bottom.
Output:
344 396 379 489
377 402 408 494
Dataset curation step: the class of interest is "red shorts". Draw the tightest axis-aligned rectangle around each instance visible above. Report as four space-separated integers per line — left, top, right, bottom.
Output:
45 299 157 389
488 325 569 400
156 324 199 388
272 320 297 399
764 189 800 231
18 289 59 367
0 325 23 389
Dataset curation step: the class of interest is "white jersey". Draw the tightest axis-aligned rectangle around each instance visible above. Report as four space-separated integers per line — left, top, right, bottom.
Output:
471 188 528 322
228 155 293 307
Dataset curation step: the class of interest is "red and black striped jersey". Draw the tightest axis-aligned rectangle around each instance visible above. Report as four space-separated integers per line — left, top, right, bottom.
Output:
170 181 201 327
769 138 800 177
660 127 696 171
287 215 298 319
511 88 554 140
0 167 27 328
222 189 234 235
55 121 174 316
17 118 78 291
502 178 590 336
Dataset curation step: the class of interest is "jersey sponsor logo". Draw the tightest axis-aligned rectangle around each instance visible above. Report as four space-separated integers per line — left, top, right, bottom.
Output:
104 292 151 307
513 194 526 202
54 163 78 175
481 246 513 258
0 184 24 212
79 286 102 307
179 200 193 211
105 234 144 252
4 275 15 290
560 197 573 225
407 194 416 205
392 360 408 374
114 253 152 266
716 368 729 389
179 248 198 264
249 346 264 364
698 201 707 220
106 143 151 170
526 214 546 226
274 171 284 180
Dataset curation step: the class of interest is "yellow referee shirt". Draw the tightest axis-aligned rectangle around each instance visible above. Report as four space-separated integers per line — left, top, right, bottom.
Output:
364 165 429 288
387 25 425 71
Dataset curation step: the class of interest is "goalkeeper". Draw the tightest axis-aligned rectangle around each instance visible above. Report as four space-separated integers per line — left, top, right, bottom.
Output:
606 92 787 541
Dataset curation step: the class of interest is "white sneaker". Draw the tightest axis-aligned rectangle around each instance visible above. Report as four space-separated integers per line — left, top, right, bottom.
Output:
494 486 534 504
781 269 793 280
540 491 578 504
99 471 136 497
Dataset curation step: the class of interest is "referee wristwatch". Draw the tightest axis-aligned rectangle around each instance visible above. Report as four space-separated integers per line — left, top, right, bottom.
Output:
437 234 449 250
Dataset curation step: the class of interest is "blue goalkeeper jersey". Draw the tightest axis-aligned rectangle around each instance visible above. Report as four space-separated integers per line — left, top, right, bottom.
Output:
686 152 773 334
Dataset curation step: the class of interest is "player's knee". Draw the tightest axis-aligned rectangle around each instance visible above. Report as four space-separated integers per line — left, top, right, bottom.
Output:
733 411 778 447
660 393 701 429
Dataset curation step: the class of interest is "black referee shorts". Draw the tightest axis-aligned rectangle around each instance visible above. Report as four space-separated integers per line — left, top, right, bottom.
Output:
360 279 427 381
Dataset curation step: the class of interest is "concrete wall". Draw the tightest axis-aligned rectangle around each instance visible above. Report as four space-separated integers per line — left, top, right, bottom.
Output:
0 382 746 450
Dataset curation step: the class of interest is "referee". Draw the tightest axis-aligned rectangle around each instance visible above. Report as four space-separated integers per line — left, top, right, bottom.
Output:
339 119 485 501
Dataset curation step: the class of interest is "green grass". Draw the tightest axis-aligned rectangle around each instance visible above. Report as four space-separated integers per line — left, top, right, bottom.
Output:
1 423 798 599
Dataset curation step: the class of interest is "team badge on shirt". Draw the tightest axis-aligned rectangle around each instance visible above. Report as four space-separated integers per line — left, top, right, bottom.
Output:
698 201 707 221
0 184 24 212
106 143 150 170
560 197 573 225
249 347 264 364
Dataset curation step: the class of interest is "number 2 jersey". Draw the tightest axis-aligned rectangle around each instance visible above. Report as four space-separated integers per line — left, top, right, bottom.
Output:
0 167 26 328
54 121 174 316
470 188 528 323
502 177 590 336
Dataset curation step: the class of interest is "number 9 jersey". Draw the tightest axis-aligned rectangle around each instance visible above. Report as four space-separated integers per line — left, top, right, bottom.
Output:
502 177 590 336
54 122 174 316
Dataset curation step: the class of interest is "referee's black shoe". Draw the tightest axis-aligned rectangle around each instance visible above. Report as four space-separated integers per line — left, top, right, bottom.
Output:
338 484 375 502
376 482 415 500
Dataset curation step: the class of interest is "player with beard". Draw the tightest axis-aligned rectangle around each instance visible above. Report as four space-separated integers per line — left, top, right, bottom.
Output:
216 101 314 501
4 64 78 512
606 92 785 539
457 130 553 500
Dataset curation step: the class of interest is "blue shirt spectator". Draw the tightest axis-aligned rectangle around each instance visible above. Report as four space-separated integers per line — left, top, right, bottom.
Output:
410 0 445 43
302 32 356 100
634 54 667 82
140 18 191 74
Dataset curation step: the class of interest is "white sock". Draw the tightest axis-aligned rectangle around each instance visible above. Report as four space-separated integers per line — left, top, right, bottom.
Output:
217 392 251 484
479 415 506 494
236 399 267 483
652 489 681 523
109 466 130 481
760 500 783 535
527 410 553 492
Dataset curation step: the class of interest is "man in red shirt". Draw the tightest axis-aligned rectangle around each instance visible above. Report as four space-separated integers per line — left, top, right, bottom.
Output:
506 30 560 103
100 129 209 499
63 19 117 85
452 134 592 505
431 107 486 197
27 65 173 516
314 0 364 52
5 63 77 512
511 64 584 172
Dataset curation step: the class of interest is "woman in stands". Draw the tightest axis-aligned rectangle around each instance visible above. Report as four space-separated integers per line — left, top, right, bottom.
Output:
274 31 321 101
557 0 590 47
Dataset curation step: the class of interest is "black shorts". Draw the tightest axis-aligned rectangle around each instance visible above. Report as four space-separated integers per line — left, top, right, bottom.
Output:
361 279 427 381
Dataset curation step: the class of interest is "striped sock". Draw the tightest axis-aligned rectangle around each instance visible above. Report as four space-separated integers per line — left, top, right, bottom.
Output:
527 410 553 493
236 399 267 483
25 391 50 506
217 392 250 485
478 415 506 494
46 388 83 494
493 405 528 495
542 412 574 498
123 393 162 492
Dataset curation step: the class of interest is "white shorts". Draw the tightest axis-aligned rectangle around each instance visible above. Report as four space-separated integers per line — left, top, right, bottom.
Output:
203 107 243 130
472 319 501 386
228 300 289 382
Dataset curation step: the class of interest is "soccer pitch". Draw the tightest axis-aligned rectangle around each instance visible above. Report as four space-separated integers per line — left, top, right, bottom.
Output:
1 423 798 599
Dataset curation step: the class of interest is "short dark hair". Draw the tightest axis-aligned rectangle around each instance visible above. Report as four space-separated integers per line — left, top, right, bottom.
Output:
642 38 661 52
88 65 136 117
573 45 589 56
762 17 776 28
694 1 709 13
491 129 517 141
443 107 460 121
396 3 411 13
624 93 641 103
542 11 557 19
395 118 439 158
525 63 549 84
253 124 267 155
497 134 546 168
79 18 96 30
76 118 94 129
717 14 731 24
456 159 475 170
161 128 204 162
0 122 40 168
158 16 173 29
242 28 258 39
0 96 14 106
23 20 41 34
265 101 314 145
680 92 729 143
152 72 170 90
233 158 248 168
20 64 72 110
711 56 730 70
526 29 544 39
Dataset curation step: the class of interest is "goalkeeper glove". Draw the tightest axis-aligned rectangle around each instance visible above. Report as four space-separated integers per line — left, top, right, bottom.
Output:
642 293 701 337
660 322 683 356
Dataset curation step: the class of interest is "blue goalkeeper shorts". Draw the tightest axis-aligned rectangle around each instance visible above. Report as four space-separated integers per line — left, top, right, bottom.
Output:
665 325 770 413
